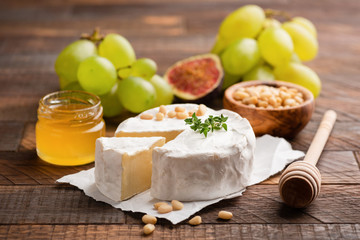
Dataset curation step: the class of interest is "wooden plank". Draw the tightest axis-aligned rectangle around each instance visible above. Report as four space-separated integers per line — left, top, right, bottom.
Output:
0 224 359 239
290 121 360 152
262 151 360 185
317 151 360 184
1 121 358 185
0 121 24 151
0 71 58 97
0 96 40 122
0 151 95 184
14 117 360 154
1 185 354 225
0 185 125 224
1 150 357 186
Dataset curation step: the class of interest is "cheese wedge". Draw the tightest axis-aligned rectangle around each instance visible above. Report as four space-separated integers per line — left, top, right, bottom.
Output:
94 137 165 201
115 104 214 142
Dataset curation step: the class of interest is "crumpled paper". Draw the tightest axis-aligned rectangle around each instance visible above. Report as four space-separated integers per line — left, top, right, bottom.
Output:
57 134 304 224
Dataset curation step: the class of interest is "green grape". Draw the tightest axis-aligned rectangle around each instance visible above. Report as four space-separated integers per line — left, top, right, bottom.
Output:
222 72 241 90
117 67 132 79
211 35 226 55
243 64 274 81
55 40 97 84
219 5 265 44
291 52 301 63
282 22 318 61
117 76 156 113
292 17 317 38
62 81 84 91
77 56 117 96
100 82 124 117
262 18 281 29
274 62 321 98
149 74 174 107
131 58 157 80
59 76 73 90
220 38 260 76
98 33 136 69
258 27 294 66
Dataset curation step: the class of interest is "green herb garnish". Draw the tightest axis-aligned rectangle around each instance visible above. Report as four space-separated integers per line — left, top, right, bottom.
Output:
184 113 228 137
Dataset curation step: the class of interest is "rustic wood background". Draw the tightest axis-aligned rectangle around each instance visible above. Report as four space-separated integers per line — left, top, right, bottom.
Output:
0 0 359 239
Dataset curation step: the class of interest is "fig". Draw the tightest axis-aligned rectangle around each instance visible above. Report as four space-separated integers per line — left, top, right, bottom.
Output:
164 54 223 101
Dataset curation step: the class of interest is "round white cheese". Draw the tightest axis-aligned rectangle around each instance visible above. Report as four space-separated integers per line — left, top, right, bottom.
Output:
150 109 256 201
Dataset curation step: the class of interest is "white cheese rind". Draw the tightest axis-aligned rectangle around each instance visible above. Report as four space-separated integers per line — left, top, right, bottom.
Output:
95 137 165 201
150 109 256 201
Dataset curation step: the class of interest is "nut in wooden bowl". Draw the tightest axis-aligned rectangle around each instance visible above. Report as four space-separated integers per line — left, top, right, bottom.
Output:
223 80 315 138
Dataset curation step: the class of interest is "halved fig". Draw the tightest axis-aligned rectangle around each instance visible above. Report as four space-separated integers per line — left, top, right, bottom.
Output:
164 54 223 101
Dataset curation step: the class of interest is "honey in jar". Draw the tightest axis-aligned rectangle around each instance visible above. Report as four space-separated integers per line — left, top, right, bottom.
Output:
36 90 106 166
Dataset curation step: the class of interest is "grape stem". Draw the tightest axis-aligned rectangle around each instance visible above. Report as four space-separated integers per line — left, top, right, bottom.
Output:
80 27 104 44
117 66 132 71
265 9 292 21
117 65 132 80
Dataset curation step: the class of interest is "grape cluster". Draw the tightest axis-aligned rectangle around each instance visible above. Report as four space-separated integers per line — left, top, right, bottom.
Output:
211 5 321 98
55 31 173 117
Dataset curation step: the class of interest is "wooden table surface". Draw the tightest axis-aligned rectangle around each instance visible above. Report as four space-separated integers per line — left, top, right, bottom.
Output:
0 0 359 239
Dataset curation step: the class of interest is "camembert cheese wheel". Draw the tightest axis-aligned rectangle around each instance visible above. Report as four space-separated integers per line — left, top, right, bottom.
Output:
113 104 256 201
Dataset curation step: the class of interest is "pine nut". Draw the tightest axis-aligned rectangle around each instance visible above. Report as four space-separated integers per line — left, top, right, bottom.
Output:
218 211 233 220
167 111 176 118
233 91 249 101
154 202 167 210
279 86 288 91
268 97 277 107
157 204 173 214
196 104 207 116
243 96 258 105
260 91 272 100
142 214 157 225
284 98 296 107
175 106 186 112
143 224 155 235
155 112 164 121
280 91 290 100
258 100 268 108
176 111 188 119
159 105 167 115
140 113 153 120
188 216 202 225
171 200 184 211
294 96 304 103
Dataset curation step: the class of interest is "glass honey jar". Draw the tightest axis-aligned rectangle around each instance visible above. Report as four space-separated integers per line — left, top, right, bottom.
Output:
36 90 106 166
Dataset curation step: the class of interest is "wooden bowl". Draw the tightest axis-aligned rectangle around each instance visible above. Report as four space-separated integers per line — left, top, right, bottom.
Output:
223 80 315 139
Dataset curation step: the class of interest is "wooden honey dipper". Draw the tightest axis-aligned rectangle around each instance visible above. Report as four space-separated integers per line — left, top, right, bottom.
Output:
279 110 337 208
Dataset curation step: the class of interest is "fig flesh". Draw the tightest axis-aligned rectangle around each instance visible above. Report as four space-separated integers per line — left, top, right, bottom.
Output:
164 54 223 101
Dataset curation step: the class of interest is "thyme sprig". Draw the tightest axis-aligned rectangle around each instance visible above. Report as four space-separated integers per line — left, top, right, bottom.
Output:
184 113 228 137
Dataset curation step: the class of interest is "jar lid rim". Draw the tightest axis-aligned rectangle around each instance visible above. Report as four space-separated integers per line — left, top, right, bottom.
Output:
39 90 101 113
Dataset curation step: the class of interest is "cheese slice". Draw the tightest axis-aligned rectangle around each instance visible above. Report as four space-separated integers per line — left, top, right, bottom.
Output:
94 137 165 201
151 109 256 201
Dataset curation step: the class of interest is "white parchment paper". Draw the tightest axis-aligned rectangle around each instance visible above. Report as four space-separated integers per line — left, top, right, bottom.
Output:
57 134 304 224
